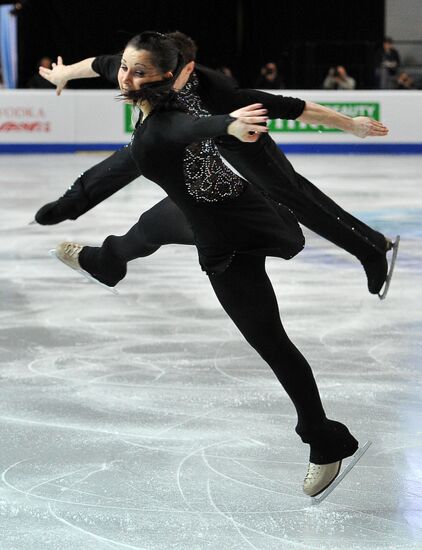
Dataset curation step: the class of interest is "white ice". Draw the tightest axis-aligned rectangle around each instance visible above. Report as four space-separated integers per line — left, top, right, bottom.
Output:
0 153 421 549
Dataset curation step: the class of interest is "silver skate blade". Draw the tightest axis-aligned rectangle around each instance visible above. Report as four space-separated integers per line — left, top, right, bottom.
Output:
311 440 372 505
49 249 118 295
28 220 38 225
378 235 400 300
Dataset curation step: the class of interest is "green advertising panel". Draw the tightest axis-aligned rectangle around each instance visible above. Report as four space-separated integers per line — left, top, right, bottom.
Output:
267 102 380 133
125 104 135 133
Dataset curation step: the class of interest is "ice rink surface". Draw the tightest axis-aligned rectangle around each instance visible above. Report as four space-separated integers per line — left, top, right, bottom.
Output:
0 153 421 549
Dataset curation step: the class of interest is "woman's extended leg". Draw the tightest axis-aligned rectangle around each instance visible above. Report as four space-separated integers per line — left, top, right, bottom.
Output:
79 197 194 286
208 254 358 464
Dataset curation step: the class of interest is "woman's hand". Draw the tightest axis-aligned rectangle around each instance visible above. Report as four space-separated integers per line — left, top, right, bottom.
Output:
38 56 69 96
351 116 389 139
228 103 269 142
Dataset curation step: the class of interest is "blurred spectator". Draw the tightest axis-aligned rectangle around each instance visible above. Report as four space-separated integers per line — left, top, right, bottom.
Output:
216 65 238 85
323 66 356 90
10 1 24 15
396 71 415 90
255 62 284 89
27 57 55 88
377 37 400 89
0 0 30 16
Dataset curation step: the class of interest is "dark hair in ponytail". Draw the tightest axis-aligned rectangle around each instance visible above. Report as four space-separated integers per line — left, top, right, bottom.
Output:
123 31 185 111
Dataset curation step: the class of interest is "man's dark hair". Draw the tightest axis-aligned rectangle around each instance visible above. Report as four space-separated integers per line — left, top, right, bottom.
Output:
167 31 197 64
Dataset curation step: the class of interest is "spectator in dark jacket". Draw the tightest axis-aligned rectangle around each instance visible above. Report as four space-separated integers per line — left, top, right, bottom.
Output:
377 37 400 89
255 62 284 89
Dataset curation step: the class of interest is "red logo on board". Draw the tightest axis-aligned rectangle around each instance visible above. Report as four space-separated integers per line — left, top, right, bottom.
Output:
0 121 51 132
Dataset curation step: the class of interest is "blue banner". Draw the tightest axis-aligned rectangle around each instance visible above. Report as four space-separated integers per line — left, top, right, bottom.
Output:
0 5 17 88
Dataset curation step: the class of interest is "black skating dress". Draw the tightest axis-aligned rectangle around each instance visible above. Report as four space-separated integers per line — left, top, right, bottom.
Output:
130 107 304 275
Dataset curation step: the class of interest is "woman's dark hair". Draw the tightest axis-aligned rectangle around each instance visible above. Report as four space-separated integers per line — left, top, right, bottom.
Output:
123 31 185 111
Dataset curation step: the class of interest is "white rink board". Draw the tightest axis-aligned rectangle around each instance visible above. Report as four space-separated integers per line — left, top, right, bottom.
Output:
0 90 127 145
0 89 421 152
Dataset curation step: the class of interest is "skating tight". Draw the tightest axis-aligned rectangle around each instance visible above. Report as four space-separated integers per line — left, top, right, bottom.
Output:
79 198 194 286
208 254 327 434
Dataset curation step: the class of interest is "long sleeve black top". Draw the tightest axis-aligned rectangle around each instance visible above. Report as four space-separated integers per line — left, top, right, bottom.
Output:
130 110 304 274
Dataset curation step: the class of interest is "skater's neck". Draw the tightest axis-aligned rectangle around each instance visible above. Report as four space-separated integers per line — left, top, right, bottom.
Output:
139 101 152 122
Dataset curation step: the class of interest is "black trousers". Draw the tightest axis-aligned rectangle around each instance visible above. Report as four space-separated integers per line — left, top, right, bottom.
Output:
208 254 326 430
76 136 386 263
208 254 358 463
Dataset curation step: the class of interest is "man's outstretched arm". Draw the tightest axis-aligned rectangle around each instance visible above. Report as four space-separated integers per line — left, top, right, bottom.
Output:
297 102 389 138
39 56 98 96
36 54 138 225
39 54 121 94
200 67 389 139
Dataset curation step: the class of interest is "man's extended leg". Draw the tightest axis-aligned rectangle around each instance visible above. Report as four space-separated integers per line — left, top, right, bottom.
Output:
220 137 392 293
35 145 141 224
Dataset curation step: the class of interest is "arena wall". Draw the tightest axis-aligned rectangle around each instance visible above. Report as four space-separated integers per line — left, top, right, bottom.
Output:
0 90 420 153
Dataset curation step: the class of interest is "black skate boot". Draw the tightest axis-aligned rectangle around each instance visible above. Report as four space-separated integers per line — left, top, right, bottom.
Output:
361 235 400 299
35 178 90 225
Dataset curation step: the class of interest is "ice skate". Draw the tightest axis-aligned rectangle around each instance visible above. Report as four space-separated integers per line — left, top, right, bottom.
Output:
50 242 118 295
304 440 372 504
35 179 89 225
361 236 400 299
378 235 400 300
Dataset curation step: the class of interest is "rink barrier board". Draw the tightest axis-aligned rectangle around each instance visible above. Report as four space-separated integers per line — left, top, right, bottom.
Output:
1 143 421 154
0 89 421 154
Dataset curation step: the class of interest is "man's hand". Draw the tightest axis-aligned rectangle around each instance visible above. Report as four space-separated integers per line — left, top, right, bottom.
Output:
38 55 98 96
38 55 68 96
228 103 268 142
351 117 389 139
299 102 389 137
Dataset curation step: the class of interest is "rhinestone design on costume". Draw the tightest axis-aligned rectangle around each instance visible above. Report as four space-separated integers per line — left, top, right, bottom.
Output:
177 74 245 203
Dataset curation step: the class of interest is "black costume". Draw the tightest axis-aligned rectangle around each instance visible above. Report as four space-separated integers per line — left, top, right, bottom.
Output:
128 111 304 273
82 96 358 463
36 55 388 293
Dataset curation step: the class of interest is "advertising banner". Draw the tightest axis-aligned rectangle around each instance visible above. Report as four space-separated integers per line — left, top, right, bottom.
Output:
0 89 421 153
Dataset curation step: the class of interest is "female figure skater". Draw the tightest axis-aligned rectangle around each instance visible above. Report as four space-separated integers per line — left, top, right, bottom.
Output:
54 32 366 498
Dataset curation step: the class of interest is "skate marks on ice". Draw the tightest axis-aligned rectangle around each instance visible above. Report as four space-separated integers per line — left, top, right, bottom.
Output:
1 438 412 550
0 154 422 548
